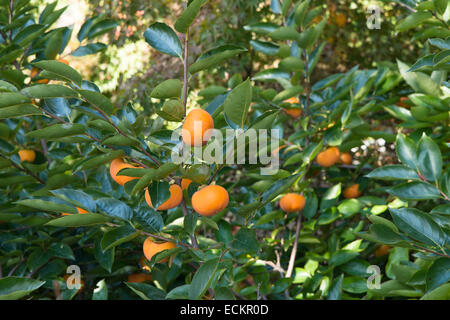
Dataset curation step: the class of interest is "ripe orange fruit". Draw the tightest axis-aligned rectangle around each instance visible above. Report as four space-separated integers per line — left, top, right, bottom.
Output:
335 13 347 27
18 149 36 163
62 207 89 216
396 97 410 108
340 152 352 165
58 58 69 65
145 184 183 211
182 108 214 147
181 178 192 190
343 184 362 199
283 108 302 118
127 273 152 283
192 185 229 216
279 193 306 212
143 237 176 263
284 97 299 104
316 147 340 168
140 256 151 272
375 245 392 257
109 158 141 186
30 67 49 84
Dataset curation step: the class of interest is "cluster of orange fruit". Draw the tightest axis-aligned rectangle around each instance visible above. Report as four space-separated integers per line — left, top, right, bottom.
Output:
108 108 229 265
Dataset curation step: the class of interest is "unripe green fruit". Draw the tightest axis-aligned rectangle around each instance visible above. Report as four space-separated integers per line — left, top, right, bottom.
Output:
162 99 184 120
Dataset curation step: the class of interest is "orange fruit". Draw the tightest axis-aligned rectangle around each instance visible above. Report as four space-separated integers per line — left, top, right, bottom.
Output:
127 273 152 283
396 97 410 108
343 184 362 199
58 58 69 65
145 184 183 211
140 256 151 272
143 237 176 263
316 147 340 168
284 97 299 104
181 178 192 190
62 207 89 216
283 108 302 118
375 245 392 257
18 149 36 163
335 13 347 27
192 185 229 216
279 193 306 212
30 67 49 84
340 152 352 165
182 108 214 147
109 158 141 186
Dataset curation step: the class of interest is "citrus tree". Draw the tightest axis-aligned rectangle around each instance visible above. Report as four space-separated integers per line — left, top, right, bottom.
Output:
0 0 448 301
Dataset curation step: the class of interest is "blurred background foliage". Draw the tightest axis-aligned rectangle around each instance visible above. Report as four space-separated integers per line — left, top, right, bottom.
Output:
31 0 420 107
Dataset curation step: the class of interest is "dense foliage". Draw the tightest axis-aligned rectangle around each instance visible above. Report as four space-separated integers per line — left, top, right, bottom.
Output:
0 0 449 300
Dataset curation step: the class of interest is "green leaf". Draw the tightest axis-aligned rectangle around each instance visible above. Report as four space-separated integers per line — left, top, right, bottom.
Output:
166 284 190 299
303 192 318 219
426 257 450 292
268 26 300 41
148 180 171 210
397 60 441 97
223 78 252 128
144 22 182 58
390 208 446 247
46 214 111 227
0 104 42 119
417 133 442 182
87 20 118 39
0 277 45 300
249 40 279 56
150 79 182 99
94 238 114 272
96 198 133 220
366 165 419 181
320 183 341 212
33 60 82 85
421 283 450 300
189 45 246 74
386 181 441 200
78 89 114 115
13 24 46 47
15 199 77 214
101 225 138 251
231 228 260 253
26 123 85 140
397 11 432 31
21 84 78 99
92 279 108 300
395 133 417 169
48 242 75 260
189 258 220 300
338 199 362 218
72 43 107 56
174 0 208 34
76 150 125 171
125 282 166 300
326 274 344 300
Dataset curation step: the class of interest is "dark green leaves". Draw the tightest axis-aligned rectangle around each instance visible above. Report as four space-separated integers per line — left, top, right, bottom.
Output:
144 23 182 58
417 133 442 182
189 257 220 300
148 181 170 210
15 199 77 214
231 228 260 253
174 0 208 34
150 79 182 99
0 277 45 300
21 85 78 99
366 165 419 181
101 225 138 251
189 45 247 74
386 181 441 200
390 208 446 247
223 78 252 127
46 214 111 227
96 198 133 220
26 123 85 140
396 133 417 169
78 89 114 115
72 43 107 56
32 60 82 85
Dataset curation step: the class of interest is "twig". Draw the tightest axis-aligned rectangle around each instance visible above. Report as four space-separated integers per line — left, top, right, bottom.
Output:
7 258 25 277
285 214 302 278
0 153 45 184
